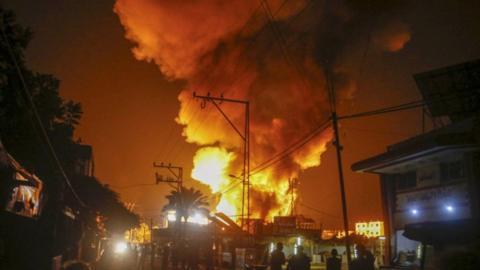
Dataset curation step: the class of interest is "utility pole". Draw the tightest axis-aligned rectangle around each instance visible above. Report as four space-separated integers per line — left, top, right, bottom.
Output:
326 67 352 267
332 112 352 266
153 162 183 190
193 92 250 231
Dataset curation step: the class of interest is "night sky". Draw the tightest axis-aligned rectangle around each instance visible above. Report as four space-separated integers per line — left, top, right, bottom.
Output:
4 0 480 228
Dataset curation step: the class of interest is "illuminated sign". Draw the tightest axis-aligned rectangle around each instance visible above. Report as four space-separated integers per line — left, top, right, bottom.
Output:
355 221 384 238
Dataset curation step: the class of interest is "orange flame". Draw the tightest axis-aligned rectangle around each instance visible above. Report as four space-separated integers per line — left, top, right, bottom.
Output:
115 0 410 222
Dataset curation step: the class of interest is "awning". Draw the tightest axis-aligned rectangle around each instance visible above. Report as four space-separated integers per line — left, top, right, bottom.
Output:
351 118 478 174
403 219 479 245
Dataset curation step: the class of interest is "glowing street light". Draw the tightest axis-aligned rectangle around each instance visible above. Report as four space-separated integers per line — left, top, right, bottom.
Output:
410 208 419 216
114 241 127 254
445 205 454 213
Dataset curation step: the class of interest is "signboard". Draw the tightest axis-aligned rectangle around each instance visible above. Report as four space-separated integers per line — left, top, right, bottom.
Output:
396 182 469 211
394 182 471 228
273 216 296 234
416 165 439 187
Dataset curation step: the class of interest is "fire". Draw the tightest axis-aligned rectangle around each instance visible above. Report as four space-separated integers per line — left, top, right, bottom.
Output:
190 128 333 221
192 147 235 193
115 0 411 222
191 147 240 217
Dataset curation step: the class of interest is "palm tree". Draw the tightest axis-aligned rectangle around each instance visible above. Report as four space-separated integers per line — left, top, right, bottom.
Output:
162 186 209 229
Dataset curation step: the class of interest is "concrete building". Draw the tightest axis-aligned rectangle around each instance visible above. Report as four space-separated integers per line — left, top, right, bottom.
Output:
352 59 480 268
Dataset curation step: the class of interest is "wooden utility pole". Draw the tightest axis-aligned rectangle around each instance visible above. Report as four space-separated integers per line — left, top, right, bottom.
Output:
326 66 352 268
332 112 352 266
153 162 183 190
193 92 251 231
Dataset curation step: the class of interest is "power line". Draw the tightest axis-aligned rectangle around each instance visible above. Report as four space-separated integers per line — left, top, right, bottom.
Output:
338 87 477 121
1 23 87 207
250 118 331 176
154 2 267 163
298 202 340 219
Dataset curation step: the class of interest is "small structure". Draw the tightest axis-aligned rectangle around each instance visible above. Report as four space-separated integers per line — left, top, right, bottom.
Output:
352 59 480 268
0 141 44 219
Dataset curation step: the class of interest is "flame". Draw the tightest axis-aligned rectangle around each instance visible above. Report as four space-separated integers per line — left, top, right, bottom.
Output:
189 128 332 221
192 147 235 193
115 0 411 222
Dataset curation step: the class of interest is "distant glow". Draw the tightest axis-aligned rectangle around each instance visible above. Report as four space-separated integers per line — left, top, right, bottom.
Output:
445 205 454 213
355 221 384 238
114 241 127 254
417 244 423 259
410 209 418 216
270 243 275 253
167 211 176 221
379 236 386 240
296 237 302 245
166 210 208 225
188 212 208 225
294 244 298 255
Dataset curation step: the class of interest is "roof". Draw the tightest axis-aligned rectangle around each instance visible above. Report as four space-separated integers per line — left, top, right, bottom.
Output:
0 140 43 187
351 118 479 174
414 58 480 122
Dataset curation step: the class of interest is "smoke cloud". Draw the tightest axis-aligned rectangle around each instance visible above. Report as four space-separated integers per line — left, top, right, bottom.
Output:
114 0 410 219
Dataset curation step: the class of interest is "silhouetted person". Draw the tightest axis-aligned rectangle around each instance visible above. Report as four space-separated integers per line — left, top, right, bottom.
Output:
326 249 341 270
97 243 115 270
350 244 374 270
270 242 286 270
162 244 170 270
288 246 310 270
205 243 214 270
187 243 199 270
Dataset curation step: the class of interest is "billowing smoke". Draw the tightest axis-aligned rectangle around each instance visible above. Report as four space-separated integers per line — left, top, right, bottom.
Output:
114 0 410 220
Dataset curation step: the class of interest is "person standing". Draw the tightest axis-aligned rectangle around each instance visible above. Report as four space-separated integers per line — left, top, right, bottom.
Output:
288 246 311 270
326 249 341 270
350 244 375 270
270 242 286 270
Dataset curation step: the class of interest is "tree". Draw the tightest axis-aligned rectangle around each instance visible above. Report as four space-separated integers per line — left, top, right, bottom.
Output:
163 186 209 224
69 174 139 234
1 6 138 230
1 7 138 267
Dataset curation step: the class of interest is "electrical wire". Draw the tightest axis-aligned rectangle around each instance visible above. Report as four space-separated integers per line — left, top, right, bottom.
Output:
249 117 331 176
298 202 340 219
1 23 87 207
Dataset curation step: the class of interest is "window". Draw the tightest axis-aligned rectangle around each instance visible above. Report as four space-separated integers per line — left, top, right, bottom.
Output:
395 171 417 190
440 160 465 182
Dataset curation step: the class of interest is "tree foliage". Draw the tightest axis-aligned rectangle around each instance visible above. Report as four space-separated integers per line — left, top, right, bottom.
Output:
0 6 138 231
162 186 209 222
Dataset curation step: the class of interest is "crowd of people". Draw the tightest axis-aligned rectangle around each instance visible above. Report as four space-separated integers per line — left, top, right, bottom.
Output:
60 240 376 270
269 242 375 270
269 242 311 270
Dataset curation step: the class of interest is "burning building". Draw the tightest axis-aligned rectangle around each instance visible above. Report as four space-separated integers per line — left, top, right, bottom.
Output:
114 0 411 223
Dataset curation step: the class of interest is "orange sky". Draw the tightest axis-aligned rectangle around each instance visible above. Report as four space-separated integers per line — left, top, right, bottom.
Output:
5 0 480 228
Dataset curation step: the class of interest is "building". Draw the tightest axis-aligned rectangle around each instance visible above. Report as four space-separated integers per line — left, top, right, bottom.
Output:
72 143 94 177
0 140 46 268
352 59 480 268
355 221 384 238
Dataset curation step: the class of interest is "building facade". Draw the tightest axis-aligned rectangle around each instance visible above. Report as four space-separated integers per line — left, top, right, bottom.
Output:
352 60 480 268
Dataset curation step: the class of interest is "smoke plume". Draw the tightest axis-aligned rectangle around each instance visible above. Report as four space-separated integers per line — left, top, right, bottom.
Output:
114 0 410 219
